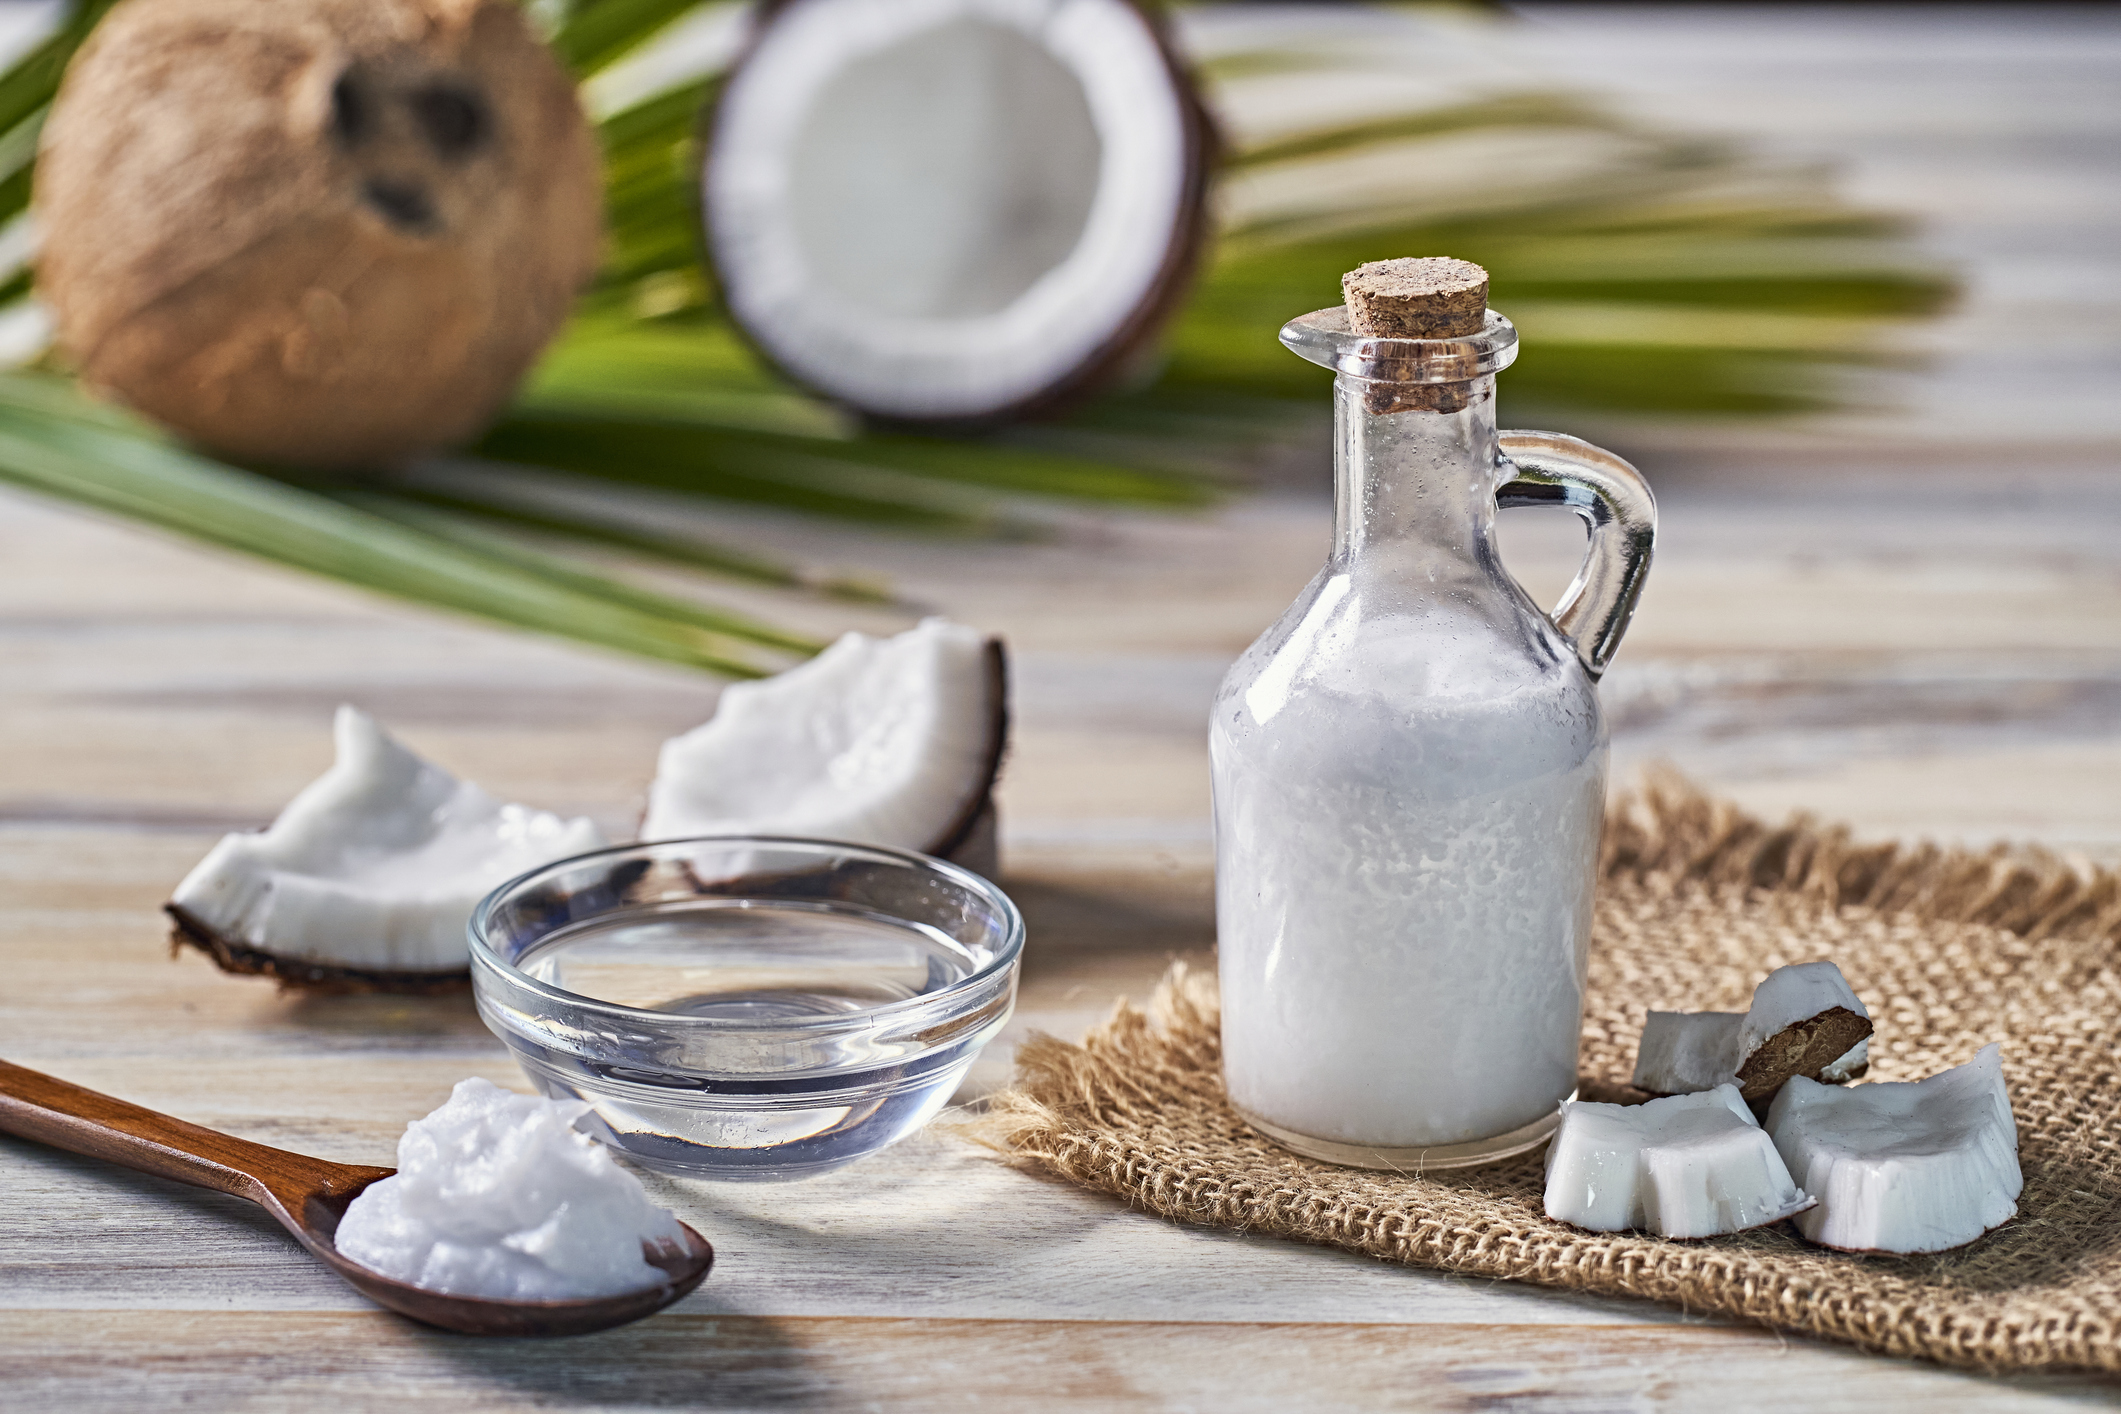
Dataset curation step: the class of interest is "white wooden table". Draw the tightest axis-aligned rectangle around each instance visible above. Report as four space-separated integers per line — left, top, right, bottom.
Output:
6 6 2121 1408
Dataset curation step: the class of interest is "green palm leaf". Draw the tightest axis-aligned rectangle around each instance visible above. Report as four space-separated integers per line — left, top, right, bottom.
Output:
0 0 1956 678
0 373 790 675
549 0 705 74
358 481 897 603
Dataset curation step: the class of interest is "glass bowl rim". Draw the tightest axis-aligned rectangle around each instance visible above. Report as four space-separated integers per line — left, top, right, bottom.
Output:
468 833 1026 1032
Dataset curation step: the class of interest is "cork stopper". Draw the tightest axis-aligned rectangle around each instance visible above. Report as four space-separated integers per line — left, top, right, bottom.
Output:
1339 257 1491 414
1342 257 1488 339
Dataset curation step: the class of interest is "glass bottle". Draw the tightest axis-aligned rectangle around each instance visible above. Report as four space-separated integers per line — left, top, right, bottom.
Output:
1210 296 1656 1169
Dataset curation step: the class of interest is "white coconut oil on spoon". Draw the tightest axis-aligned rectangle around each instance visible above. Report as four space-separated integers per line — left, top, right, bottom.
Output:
0 1059 713 1335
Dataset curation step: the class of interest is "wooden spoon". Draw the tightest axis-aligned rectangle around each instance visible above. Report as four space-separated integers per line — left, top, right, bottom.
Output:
0 1057 714 1336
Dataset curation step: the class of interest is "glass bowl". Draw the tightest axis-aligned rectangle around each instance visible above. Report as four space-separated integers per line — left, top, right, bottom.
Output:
469 837 1024 1181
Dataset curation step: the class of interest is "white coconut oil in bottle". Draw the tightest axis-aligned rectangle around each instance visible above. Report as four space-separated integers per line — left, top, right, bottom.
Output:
1211 259 1655 1168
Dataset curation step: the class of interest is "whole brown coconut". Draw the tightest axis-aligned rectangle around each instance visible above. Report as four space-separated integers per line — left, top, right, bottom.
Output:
36 0 601 469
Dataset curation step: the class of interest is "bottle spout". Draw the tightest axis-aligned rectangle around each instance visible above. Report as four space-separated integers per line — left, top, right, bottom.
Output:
1282 256 1521 415
1278 305 1520 386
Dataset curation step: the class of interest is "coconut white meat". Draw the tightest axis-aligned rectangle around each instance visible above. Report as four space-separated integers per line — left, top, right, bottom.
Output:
1820 1037 1870 1082
336 1078 687 1301
1633 1011 1744 1095
169 707 605 972
1632 960 1873 1101
1767 1044 2022 1254
1545 1085 1814 1238
705 0 1208 421
642 617 998 853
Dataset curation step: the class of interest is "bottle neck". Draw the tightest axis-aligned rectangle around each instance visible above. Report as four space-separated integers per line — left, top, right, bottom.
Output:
1331 373 1499 564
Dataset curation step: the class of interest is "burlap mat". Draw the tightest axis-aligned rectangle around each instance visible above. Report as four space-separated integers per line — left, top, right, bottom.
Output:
982 775 2121 1374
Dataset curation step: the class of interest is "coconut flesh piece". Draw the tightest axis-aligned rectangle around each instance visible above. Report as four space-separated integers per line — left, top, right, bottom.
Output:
168 706 605 980
1632 960 1874 1102
704 0 1211 422
642 617 1004 863
336 1078 687 1300
1768 1044 2022 1254
1544 1085 1814 1239
1820 1036 1870 1083
1632 1011 1745 1096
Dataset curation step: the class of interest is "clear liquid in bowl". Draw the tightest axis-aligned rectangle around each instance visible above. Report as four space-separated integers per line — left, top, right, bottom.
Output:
516 899 981 1018
490 896 1007 1181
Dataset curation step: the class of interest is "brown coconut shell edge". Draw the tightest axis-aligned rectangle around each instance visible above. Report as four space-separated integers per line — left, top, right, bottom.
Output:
1734 1006 1874 1104
924 637 1010 876
170 638 1009 995
697 0 1219 429
630 635 1011 873
167 902 471 996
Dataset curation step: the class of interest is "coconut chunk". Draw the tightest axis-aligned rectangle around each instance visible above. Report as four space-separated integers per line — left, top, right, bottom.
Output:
169 707 605 978
1632 960 1874 1101
642 617 1004 861
1544 1085 1814 1239
1767 1044 2022 1254
1632 1011 1744 1095
1734 960 1873 1100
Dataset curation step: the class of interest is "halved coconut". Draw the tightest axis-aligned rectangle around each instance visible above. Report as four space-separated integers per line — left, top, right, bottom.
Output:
1767 1044 2022 1254
1633 960 1874 1103
641 617 1007 870
1544 1085 1814 1239
702 0 1213 422
167 707 605 992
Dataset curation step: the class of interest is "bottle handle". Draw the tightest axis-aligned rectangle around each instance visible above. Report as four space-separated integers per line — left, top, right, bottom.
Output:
1496 431 1657 681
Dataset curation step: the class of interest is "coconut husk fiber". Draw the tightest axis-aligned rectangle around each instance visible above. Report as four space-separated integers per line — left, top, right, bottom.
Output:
981 773 2121 1374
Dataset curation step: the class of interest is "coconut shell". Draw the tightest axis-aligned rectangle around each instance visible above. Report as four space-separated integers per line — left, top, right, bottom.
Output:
1733 1005 1874 1104
703 0 1216 427
922 637 1009 875
36 0 600 469
633 636 1011 877
166 903 471 995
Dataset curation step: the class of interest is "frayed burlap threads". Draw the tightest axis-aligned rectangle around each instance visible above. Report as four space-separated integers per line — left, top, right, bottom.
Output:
1599 769 2121 943
980 773 2121 1374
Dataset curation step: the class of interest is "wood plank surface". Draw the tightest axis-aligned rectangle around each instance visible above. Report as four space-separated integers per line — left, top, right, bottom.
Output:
6 5 2121 1409
7 1312 2117 1412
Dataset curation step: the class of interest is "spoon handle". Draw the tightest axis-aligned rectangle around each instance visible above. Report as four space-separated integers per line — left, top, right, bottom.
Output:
0 1057 384 1210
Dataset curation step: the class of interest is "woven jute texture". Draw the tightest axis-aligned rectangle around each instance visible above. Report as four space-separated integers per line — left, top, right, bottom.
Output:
983 775 2121 1374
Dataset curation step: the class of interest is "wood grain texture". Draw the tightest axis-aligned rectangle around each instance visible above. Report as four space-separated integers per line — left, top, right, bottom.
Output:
8 465 2119 1403
4 1312 2117 1413
6 5 2121 1406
